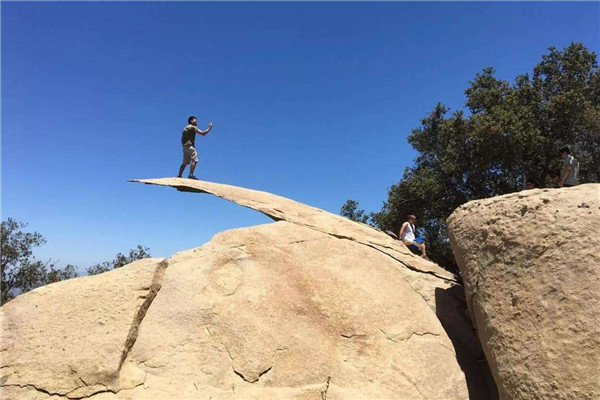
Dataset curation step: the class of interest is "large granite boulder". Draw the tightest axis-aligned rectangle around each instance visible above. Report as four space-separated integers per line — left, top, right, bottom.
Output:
1 178 479 399
447 184 600 400
1 258 168 399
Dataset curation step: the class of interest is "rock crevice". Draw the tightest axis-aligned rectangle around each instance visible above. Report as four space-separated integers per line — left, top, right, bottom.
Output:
119 259 168 370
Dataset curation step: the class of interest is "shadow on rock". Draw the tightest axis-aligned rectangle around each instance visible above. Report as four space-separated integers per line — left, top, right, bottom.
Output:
435 285 499 400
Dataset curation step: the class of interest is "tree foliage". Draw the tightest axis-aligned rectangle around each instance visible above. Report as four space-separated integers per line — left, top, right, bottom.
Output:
369 43 599 266
1 218 78 304
340 200 371 224
86 245 151 276
1 218 153 304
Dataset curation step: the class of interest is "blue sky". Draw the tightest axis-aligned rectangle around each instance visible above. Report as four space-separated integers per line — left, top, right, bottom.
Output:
2 1 598 273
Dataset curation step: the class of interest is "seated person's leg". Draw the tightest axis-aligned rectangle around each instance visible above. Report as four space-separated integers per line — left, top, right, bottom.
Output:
419 242 428 259
403 241 421 254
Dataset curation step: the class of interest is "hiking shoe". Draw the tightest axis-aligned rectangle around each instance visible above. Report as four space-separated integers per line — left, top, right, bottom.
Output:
177 175 182 178
188 175 199 180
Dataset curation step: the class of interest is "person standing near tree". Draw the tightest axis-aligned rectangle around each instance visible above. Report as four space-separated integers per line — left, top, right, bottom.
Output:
399 215 428 259
558 146 580 187
178 116 213 180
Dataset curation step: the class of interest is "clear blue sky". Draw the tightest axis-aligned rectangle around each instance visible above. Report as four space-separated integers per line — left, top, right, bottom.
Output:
2 1 598 273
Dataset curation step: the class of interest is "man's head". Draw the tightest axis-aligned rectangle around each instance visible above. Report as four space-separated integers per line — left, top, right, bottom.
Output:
188 116 198 126
408 215 417 223
526 179 537 190
560 146 570 159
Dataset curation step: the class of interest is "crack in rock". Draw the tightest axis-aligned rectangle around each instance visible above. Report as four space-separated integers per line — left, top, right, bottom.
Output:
340 333 367 339
408 283 432 306
295 225 457 283
68 365 88 387
288 239 311 245
221 343 234 361
438 342 457 355
321 376 331 400
1 383 117 399
397 369 427 400
233 366 272 384
379 328 398 343
118 259 168 370
66 383 111 399
2 383 69 398
117 380 146 395
406 331 440 341
339 238 457 283
379 328 440 343
228 245 248 252
139 360 167 370
221 341 283 384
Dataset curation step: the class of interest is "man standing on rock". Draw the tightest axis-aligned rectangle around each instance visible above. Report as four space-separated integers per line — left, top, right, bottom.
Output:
178 116 213 180
399 215 428 259
558 146 579 187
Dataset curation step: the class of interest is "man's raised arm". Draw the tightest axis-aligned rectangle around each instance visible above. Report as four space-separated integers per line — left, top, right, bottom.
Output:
196 122 213 136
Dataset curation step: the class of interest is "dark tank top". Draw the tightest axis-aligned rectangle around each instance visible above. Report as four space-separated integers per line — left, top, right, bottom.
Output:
181 124 196 146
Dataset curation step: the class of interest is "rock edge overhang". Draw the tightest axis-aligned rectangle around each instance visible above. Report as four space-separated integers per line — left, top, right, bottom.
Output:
130 178 458 283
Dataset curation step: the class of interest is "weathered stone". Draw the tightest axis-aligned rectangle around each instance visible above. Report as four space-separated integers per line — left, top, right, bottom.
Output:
132 178 456 285
447 184 600 400
1 178 479 399
118 220 466 399
1 258 167 399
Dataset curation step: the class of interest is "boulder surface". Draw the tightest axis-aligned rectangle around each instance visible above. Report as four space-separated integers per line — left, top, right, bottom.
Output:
447 184 600 400
2 178 473 399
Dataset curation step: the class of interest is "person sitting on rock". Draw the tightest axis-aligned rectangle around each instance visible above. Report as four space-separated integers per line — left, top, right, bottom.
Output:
399 215 428 259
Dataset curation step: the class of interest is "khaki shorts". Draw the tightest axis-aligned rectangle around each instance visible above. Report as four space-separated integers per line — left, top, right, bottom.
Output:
182 144 198 164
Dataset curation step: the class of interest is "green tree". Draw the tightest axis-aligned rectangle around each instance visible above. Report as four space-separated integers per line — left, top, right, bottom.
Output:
340 200 371 224
86 245 151 276
372 43 600 266
1 218 78 304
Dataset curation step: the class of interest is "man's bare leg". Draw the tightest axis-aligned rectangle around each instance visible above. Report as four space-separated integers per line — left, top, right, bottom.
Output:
420 243 428 259
178 163 187 178
189 162 197 177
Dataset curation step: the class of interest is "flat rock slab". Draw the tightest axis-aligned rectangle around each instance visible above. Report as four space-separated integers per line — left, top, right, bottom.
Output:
131 178 457 283
448 184 600 400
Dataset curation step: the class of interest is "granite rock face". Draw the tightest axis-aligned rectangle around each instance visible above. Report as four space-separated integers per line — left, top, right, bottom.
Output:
1 178 475 399
1 258 168 399
447 184 600 400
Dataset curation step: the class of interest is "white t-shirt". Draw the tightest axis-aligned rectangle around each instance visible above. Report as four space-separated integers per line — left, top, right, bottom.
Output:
401 222 416 242
562 154 579 186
